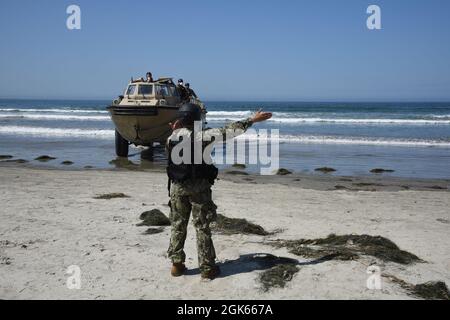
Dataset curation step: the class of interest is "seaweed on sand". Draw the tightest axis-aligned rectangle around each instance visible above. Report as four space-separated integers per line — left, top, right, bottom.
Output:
137 209 170 226
211 214 270 236
271 234 422 264
93 193 130 200
259 263 300 292
385 275 450 300
143 227 165 235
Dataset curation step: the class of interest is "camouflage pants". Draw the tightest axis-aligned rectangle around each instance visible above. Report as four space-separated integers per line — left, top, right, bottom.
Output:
167 180 218 273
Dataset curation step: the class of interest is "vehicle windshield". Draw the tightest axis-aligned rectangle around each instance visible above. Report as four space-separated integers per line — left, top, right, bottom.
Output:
155 84 177 97
138 84 153 95
126 85 136 95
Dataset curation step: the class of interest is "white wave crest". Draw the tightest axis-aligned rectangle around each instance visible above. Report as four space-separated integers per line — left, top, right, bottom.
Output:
0 125 114 138
0 113 110 121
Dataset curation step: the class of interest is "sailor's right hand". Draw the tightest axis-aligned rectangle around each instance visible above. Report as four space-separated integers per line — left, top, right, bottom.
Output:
250 109 272 123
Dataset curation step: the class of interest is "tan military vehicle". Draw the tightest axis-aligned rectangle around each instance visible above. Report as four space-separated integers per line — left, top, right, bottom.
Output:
107 77 205 157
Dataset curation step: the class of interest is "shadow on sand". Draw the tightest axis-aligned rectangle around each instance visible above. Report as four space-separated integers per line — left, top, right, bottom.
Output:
184 252 333 278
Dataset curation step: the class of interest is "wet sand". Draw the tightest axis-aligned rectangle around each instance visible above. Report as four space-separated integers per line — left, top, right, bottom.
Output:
0 165 449 299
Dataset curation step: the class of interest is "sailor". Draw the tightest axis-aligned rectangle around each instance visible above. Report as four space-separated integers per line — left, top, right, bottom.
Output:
145 72 154 82
166 103 272 279
185 83 198 99
176 79 190 102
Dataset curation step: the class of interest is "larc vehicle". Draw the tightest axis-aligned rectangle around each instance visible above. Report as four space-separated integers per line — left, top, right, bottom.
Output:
107 77 205 157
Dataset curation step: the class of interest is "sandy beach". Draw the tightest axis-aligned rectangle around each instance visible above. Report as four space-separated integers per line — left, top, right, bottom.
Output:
0 164 449 300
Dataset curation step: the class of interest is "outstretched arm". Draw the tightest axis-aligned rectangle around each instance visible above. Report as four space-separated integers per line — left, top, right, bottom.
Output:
202 110 272 143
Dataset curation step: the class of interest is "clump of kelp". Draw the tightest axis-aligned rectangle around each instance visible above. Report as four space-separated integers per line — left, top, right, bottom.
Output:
211 214 270 236
93 192 130 200
385 275 450 300
270 234 422 264
137 209 171 227
259 263 300 292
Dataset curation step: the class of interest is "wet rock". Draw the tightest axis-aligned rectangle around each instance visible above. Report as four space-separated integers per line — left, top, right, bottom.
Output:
35 155 56 162
93 193 130 200
211 214 270 236
137 209 170 226
370 168 394 173
3 159 29 163
61 161 74 165
84 165 94 169
226 170 249 175
315 167 336 173
143 227 165 235
426 185 446 190
271 234 422 265
353 183 384 187
334 185 349 190
232 163 246 169
275 168 292 175
0 155 13 160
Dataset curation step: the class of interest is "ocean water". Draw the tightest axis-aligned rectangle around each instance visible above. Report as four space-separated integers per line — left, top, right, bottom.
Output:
0 99 449 179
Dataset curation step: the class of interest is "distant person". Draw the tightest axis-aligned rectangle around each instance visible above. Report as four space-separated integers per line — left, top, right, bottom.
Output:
176 79 189 102
145 72 154 82
185 83 197 98
131 72 153 83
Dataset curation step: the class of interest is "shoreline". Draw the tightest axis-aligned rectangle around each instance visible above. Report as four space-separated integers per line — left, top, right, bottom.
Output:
1 161 449 193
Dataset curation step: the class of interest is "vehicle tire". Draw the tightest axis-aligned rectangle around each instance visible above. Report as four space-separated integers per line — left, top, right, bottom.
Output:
115 130 129 157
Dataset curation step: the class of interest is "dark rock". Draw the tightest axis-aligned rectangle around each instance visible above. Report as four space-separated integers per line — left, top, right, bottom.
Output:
0 155 13 160
137 209 171 226
427 185 446 190
370 168 394 173
61 161 74 165
232 163 246 169
315 167 336 173
34 155 56 162
275 168 292 175
3 159 29 163
226 170 249 175
211 214 270 236
84 165 94 169
334 185 348 190
93 193 130 200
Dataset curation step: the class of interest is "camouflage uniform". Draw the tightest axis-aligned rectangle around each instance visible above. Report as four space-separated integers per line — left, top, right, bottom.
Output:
167 118 253 273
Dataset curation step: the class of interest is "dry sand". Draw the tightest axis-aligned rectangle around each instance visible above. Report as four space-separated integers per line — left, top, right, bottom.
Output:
0 166 449 299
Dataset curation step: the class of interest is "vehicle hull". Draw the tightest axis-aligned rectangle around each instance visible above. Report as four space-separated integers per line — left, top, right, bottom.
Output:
107 105 179 145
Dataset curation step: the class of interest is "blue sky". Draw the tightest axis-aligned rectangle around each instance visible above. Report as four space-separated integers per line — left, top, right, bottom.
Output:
0 0 449 101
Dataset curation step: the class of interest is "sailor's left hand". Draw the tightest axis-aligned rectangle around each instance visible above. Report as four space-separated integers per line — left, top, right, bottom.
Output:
169 119 183 131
